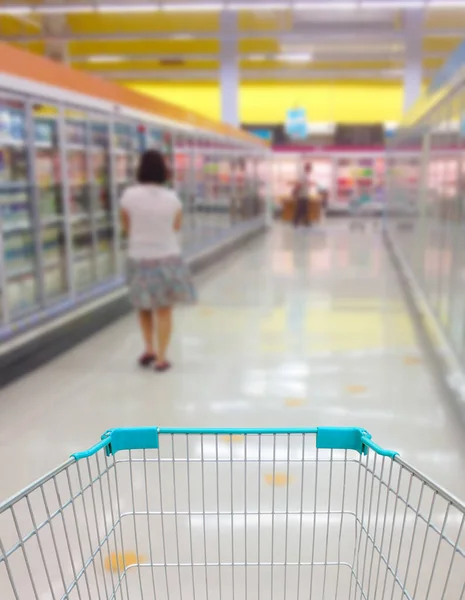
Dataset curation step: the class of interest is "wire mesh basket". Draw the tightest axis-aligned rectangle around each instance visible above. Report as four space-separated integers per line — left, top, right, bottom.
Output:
1 426 464 599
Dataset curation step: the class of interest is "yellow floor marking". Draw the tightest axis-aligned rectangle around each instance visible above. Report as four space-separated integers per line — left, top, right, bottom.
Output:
105 551 144 572
260 341 288 353
404 355 422 365
346 384 367 394
221 435 244 444
264 473 294 487
304 308 415 352
285 398 307 407
260 308 286 334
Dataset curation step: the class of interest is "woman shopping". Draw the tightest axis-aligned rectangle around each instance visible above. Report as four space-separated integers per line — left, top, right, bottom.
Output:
121 149 196 372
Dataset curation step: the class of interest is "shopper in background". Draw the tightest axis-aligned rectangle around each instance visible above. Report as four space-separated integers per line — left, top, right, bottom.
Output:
293 162 312 227
121 149 196 373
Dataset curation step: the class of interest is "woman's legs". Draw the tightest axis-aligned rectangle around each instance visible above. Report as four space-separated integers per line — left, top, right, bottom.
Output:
155 306 173 365
138 309 155 356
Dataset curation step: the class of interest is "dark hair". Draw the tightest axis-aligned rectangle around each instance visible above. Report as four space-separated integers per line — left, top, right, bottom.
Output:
137 149 169 184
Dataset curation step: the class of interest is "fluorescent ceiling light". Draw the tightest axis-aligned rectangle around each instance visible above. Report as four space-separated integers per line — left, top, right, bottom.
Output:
0 6 32 14
228 2 289 9
362 1 423 7
87 55 126 63
429 0 465 6
162 2 223 10
97 4 158 13
170 33 195 39
36 5 94 13
278 53 313 62
294 1 357 9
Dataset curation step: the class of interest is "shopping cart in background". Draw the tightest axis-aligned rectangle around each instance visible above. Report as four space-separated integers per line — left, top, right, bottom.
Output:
348 190 382 233
1 427 464 599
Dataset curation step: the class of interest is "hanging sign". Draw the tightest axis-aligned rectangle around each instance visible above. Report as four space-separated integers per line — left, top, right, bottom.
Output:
285 107 308 140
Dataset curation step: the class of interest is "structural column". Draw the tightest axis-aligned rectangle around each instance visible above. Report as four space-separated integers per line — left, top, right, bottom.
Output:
40 0 69 64
219 11 239 127
403 9 424 114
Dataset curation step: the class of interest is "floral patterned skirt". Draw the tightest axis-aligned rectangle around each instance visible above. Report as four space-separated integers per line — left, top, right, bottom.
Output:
127 255 197 310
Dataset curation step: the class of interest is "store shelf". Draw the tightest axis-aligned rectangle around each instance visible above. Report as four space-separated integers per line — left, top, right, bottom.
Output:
35 141 54 150
41 215 64 227
69 181 87 187
43 258 62 270
6 264 36 279
67 143 87 152
0 182 28 191
0 138 25 148
2 220 32 233
70 213 91 224
113 148 132 156
74 249 93 261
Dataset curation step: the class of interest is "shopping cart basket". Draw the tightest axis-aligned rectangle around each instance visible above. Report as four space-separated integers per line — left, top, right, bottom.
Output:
0 427 464 600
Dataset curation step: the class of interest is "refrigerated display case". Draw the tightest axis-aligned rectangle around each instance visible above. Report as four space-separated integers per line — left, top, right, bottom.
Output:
0 92 269 347
334 156 385 214
0 96 38 320
387 71 465 392
272 152 385 217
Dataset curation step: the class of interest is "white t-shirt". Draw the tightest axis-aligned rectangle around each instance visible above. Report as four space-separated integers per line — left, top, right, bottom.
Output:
120 184 182 260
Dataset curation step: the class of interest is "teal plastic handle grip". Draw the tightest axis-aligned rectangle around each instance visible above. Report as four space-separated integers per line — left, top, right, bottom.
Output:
361 435 398 458
158 427 318 435
316 427 398 458
71 437 111 461
71 426 398 461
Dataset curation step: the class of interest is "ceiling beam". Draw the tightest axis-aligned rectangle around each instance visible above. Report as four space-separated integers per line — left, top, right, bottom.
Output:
98 68 434 81
0 28 405 43
69 50 446 62
3 26 463 44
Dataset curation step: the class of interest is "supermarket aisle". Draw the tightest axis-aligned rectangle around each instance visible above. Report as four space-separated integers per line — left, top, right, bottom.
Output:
0 220 464 503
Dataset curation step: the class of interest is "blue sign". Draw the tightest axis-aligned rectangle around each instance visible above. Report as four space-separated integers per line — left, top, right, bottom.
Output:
285 107 308 140
250 128 272 141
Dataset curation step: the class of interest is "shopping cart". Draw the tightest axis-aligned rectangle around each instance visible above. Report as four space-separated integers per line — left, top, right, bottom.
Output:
0 427 464 600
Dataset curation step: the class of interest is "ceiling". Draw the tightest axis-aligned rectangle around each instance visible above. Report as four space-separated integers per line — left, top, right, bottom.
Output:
0 0 464 82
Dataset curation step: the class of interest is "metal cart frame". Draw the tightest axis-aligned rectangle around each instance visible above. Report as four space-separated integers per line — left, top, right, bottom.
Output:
1 427 464 599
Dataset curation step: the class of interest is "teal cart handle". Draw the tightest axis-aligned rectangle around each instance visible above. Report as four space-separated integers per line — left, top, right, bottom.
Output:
71 426 398 461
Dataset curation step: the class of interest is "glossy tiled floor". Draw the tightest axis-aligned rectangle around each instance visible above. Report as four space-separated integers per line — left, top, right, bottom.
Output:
1 221 464 600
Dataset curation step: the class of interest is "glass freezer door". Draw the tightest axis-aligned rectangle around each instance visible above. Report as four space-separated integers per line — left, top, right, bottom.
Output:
113 121 136 265
66 115 95 293
0 97 40 319
34 107 69 303
90 120 114 282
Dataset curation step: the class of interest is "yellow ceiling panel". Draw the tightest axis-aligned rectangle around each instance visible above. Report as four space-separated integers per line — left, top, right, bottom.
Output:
422 37 462 52
68 38 280 57
423 56 446 69
238 39 280 53
240 60 403 71
424 9 465 29
13 41 45 54
0 15 42 36
77 60 218 72
68 39 219 56
238 10 292 32
68 13 219 34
